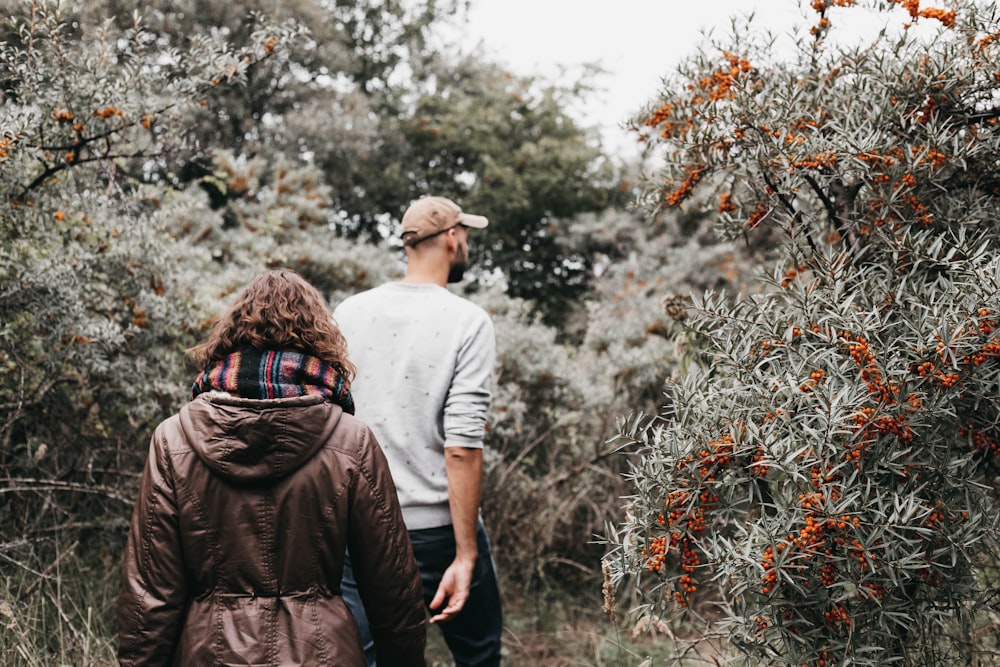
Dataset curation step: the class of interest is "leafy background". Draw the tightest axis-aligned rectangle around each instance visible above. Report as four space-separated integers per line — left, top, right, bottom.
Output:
3 1 1000 665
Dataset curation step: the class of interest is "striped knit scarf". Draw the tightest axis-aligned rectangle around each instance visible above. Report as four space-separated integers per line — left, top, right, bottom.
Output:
191 349 355 415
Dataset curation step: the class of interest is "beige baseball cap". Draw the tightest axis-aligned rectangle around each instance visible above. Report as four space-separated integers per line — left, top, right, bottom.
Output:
400 196 489 247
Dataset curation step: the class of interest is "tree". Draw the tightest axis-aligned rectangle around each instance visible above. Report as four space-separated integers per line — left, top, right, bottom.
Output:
0 0 459 188
0 0 291 464
606 1 1000 664
401 57 616 325
473 206 760 589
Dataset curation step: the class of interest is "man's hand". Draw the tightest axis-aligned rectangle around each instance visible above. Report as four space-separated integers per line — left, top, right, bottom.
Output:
432 446 483 623
428 556 475 624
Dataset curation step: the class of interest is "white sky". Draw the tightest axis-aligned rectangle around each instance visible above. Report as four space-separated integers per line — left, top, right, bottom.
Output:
460 1 889 156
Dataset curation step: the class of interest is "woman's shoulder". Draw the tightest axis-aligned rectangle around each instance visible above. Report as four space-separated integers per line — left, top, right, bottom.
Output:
151 412 185 448
325 410 377 455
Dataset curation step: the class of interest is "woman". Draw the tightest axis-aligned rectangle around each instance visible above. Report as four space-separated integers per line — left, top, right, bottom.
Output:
118 270 426 667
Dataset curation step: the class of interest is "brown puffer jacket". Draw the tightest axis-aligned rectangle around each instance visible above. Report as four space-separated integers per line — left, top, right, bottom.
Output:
118 392 426 667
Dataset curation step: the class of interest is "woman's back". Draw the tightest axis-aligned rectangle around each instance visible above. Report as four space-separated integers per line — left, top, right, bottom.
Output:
119 392 426 666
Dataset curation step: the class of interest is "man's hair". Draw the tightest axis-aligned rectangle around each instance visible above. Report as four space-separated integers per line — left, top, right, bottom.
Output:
189 270 355 382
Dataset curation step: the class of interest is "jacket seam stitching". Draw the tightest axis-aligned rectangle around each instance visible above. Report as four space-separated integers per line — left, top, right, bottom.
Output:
170 449 226 659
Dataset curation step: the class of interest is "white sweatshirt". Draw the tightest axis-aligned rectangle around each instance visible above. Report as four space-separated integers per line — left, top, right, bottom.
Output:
333 282 495 530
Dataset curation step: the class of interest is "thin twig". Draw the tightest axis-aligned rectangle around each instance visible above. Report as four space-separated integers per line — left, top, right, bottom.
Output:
17 150 155 201
0 550 52 579
46 589 84 642
0 374 79 411
19 539 79 603
0 479 132 504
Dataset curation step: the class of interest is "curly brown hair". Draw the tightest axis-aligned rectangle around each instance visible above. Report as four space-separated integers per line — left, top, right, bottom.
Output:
189 270 355 382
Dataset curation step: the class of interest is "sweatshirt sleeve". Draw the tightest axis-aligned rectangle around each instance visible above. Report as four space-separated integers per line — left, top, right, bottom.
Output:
346 427 427 667
443 311 495 449
118 429 187 667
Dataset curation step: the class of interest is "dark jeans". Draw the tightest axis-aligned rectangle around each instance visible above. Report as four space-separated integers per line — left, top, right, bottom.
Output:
343 521 503 667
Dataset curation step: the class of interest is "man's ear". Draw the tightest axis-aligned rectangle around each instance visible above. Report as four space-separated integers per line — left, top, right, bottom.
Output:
444 227 459 252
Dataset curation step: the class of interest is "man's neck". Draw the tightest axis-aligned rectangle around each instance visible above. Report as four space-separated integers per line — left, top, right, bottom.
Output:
401 265 448 287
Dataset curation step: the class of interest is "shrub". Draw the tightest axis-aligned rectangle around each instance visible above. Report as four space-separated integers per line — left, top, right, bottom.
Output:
606 1 1000 664
0 3 294 662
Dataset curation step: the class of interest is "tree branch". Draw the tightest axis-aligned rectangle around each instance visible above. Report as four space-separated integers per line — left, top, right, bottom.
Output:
0 374 80 411
760 168 819 254
803 173 839 226
16 150 155 202
0 478 132 504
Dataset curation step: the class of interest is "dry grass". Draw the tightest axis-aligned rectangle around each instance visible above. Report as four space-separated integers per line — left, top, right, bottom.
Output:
425 585 726 667
1 551 715 667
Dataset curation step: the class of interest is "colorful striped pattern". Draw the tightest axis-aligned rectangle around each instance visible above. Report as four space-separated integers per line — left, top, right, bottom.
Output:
192 349 354 414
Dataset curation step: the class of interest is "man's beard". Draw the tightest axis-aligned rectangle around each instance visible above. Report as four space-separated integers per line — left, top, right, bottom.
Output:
447 245 468 283
447 260 467 284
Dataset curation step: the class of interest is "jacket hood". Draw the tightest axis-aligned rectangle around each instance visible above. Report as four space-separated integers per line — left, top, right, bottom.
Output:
178 392 343 484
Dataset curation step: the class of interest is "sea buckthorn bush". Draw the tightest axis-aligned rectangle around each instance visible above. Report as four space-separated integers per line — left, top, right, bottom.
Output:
0 0 289 510
606 1 1000 664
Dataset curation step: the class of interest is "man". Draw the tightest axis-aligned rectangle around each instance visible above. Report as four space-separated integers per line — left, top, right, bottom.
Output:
335 196 503 667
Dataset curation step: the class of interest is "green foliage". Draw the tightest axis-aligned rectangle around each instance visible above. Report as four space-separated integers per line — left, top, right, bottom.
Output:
53 0 620 326
607 1 1000 665
481 287 624 584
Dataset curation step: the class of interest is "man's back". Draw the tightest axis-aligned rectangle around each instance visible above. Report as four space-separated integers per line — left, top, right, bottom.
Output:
334 281 495 530
336 196 503 667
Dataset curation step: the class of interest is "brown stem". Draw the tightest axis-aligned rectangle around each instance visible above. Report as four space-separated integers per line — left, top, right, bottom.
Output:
0 478 131 504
